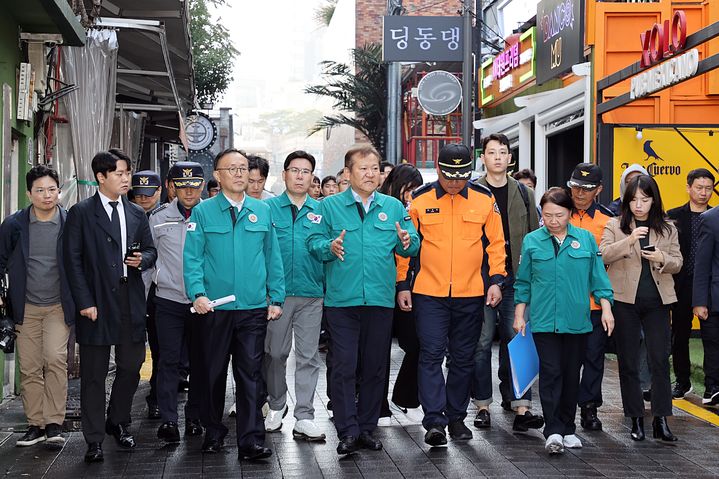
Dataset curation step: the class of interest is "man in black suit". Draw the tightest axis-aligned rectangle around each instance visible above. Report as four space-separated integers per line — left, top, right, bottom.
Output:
691 170 719 407
64 149 157 463
668 168 714 400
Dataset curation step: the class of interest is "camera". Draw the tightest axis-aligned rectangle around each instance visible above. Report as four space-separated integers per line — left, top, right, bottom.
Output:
0 317 15 354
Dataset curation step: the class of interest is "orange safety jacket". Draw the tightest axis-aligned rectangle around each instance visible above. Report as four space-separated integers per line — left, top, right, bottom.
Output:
570 201 615 310
397 181 507 297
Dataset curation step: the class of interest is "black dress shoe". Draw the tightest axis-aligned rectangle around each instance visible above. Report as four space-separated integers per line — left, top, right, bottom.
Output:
580 406 602 431
202 437 224 453
84 442 104 463
448 420 472 440
358 432 383 451
185 419 203 437
157 422 181 443
630 417 645 441
474 409 491 429
105 420 136 448
178 378 190 392
147 403 161 420
336 435 359 455
238 444 272 460
652 416 677 442
424 426 447 447
513 411 545 432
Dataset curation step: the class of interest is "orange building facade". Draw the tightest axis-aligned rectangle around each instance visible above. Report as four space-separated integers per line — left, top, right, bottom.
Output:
590 0 719 209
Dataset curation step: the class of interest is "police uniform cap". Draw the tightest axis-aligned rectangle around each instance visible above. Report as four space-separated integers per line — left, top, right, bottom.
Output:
169 161 204 189
567 163 603 189
132 170 161 196
437 143 473 180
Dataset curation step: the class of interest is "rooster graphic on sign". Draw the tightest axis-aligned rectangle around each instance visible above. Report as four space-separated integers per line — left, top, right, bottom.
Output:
643 140 663 161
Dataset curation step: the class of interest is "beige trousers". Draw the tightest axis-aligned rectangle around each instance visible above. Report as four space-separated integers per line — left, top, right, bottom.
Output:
15 303 70 427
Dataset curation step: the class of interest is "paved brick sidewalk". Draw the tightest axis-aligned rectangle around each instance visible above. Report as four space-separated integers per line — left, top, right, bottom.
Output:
1 342 718 478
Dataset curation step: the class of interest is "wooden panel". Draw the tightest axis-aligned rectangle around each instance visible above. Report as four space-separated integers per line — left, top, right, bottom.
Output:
672 100 719 123
601 97 659 124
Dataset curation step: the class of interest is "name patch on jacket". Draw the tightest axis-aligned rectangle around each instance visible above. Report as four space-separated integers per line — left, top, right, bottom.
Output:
307 213 322 224
187 222 196 231
425 208 440 214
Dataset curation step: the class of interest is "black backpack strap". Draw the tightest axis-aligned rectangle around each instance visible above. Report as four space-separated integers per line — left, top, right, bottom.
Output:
517 181 530 217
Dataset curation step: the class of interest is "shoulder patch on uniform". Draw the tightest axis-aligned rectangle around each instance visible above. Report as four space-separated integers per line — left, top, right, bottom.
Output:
468 181 492 197
150 203 169 216
411 182 434 199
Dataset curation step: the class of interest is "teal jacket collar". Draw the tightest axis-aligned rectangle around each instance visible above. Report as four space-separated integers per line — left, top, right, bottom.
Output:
340 187 386 210
277 191 319 211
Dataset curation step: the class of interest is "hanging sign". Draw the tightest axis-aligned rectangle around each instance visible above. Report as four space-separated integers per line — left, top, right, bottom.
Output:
382 16 463 62
536 0 584 85
479 28 536 107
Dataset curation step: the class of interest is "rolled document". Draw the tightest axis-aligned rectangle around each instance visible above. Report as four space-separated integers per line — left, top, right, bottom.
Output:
190 294 236 313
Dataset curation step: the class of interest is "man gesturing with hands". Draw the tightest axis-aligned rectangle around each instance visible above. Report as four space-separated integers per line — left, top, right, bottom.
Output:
183 148 284 461
307 145 418 455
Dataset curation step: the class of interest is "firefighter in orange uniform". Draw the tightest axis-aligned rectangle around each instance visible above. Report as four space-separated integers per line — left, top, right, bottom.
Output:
566 163 615 432
397 144 507 447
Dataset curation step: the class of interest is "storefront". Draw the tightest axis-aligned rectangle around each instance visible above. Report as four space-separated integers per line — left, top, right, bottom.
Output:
474 0 589 197
590 0 719 208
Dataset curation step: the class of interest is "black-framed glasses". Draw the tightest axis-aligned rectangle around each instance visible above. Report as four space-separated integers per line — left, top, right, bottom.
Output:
216 166 248 176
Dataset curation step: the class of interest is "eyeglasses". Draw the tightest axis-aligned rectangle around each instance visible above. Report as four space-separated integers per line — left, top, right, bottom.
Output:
32 187 59 195
568 181 599 191
215 166 248 176
285 167 312 176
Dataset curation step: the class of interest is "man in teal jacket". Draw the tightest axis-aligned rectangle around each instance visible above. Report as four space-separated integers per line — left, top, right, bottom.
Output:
307 144 418 455
183 148 285 461
263 150 326 441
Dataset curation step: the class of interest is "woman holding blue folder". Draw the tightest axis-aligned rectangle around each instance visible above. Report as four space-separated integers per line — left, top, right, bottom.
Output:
513 187 614 455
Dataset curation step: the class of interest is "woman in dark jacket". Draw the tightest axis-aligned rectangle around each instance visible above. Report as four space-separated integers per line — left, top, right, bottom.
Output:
600 175 682 442
378 164 424 424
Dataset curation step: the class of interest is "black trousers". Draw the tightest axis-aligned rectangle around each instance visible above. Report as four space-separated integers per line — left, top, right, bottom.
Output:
671 280 693 386
578 310 607 408
154 296 200 423
146 283 159 406
79 282 146 443
614 301 673 417
326 306 393 438
534 332 588 438
381 306 421 416
197 308 267 448
702 314 719 390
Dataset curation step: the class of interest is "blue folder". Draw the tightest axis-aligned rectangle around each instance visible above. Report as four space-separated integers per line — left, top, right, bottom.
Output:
508 323 540 399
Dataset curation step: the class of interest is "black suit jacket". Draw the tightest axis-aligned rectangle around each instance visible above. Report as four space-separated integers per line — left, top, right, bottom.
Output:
692 207 719 311
668 203 693 284
0 206 75 325
64 193 157 345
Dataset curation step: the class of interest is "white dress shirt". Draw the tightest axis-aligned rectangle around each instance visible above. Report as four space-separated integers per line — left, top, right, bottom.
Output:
98 191 128 276
351 188 375 213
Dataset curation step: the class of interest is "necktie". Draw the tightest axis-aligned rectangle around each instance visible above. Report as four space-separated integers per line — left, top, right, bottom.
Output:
109 201 122 264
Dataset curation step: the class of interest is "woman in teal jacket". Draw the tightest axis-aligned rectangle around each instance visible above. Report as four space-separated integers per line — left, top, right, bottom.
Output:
513 187 614 455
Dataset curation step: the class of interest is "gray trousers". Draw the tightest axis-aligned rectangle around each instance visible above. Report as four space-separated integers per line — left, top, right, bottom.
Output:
262 296 323 420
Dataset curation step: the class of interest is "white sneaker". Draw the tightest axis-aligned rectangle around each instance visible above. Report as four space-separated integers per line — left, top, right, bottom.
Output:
228 402 236 417
377 416 392 427
545 434 564 454
264 405 288 432
404 406 424 423
563 434 582 449
292 419 326 442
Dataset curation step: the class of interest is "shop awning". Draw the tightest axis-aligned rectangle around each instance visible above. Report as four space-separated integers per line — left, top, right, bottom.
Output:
97 0 195 141
7 0 86 46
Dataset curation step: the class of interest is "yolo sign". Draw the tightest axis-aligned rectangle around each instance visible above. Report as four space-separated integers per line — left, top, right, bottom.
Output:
640 11 688 68
630 11 699 99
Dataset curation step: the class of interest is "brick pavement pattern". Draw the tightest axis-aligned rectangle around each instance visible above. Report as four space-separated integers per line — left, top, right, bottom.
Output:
1 343 718 478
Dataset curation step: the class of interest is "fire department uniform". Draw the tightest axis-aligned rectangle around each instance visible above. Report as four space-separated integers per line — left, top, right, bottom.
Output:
402 181 507 430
